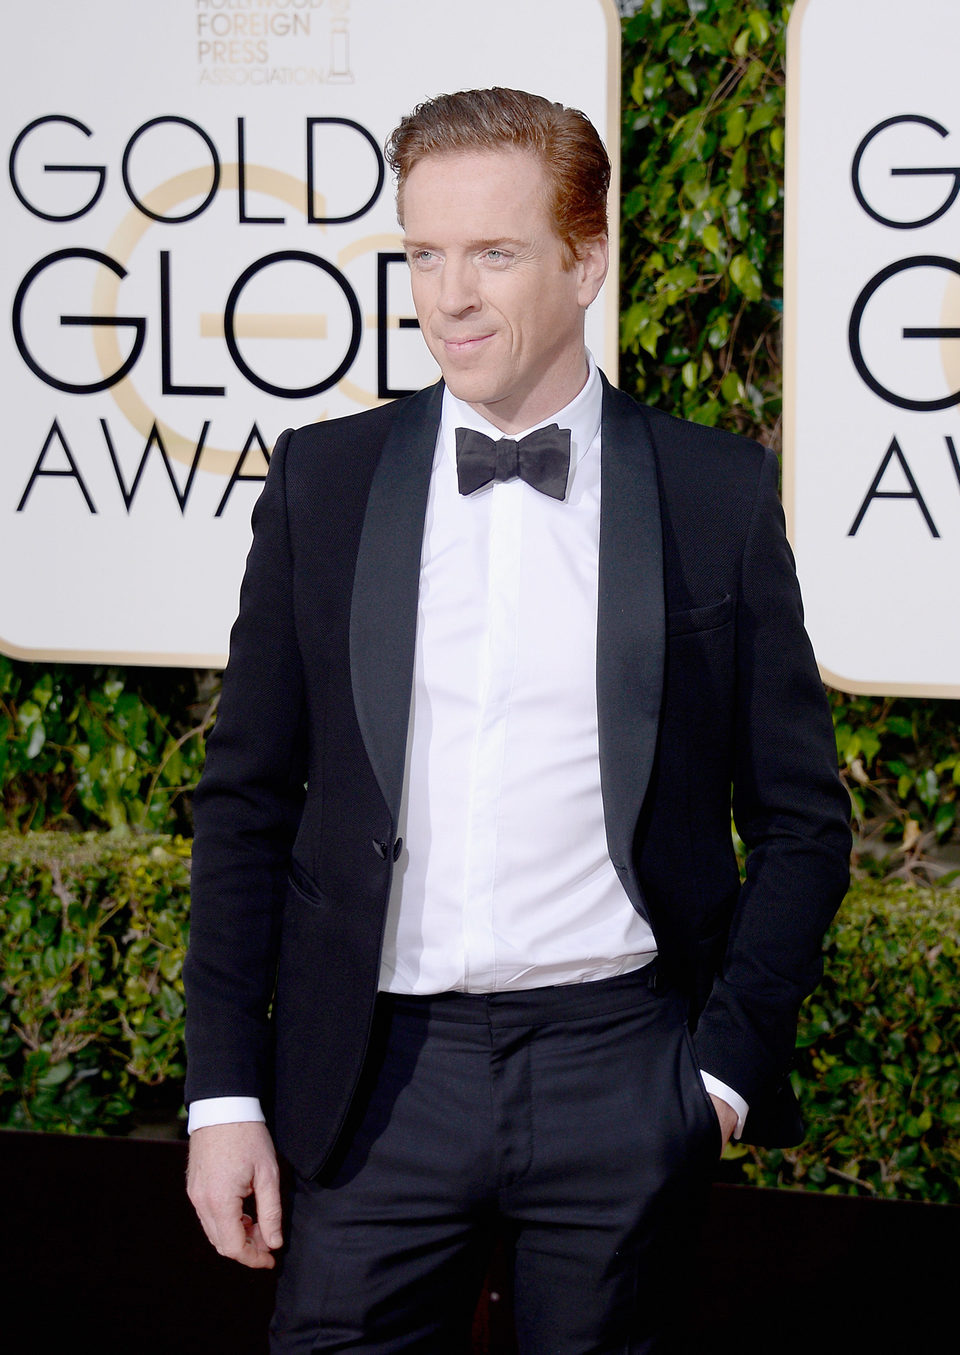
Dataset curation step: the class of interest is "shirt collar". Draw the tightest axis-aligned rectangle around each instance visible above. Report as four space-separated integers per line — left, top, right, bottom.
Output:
439 352 603 475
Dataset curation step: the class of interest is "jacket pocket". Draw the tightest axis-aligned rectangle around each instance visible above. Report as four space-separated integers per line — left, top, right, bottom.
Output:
667 593 733 637
287 860 331 911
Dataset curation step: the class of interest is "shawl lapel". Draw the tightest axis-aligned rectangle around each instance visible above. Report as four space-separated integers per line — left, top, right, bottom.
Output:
596 377 665 913
349 382 443 824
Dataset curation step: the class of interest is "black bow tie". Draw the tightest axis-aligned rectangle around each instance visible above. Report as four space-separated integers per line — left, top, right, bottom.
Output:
455 425 571 501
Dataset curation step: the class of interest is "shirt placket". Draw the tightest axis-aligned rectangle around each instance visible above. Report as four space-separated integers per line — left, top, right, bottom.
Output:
461 478 523 988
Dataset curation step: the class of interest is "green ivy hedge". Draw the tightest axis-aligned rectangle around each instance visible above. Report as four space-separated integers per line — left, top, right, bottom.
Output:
2 832 958 1205
0 656 215 834
727 881 960 1203
0 832 190 1134
620 0 787 443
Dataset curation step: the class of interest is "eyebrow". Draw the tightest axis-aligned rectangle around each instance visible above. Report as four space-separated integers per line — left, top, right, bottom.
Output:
402 236 523 252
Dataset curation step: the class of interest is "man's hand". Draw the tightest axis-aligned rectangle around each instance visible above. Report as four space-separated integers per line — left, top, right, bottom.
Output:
187 1121 283 1268
708 1093 739 1153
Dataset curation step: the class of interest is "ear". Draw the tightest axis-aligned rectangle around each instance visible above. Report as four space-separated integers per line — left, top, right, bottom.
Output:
576 234 609 308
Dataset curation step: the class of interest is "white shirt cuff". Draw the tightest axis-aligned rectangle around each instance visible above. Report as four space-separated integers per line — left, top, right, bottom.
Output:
186 1096 266 1134
699 1071 749 1140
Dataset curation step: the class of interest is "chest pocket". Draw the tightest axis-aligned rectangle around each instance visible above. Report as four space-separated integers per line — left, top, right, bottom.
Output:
667 593 733 638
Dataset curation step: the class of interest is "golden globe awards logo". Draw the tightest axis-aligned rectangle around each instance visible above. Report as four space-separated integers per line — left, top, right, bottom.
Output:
785 0 960 697
9 111 413 522
1 0 619 664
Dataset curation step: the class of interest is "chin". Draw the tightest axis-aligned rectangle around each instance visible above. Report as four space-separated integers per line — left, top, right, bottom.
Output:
440 373 499 406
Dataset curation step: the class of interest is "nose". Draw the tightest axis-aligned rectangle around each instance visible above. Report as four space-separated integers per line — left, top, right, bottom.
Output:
437 257 479 316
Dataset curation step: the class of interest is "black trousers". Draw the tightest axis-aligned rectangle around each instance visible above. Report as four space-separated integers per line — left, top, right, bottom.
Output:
270 968 720 1355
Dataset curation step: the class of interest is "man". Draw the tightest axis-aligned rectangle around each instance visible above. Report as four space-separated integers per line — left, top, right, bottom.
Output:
185 88 851 1352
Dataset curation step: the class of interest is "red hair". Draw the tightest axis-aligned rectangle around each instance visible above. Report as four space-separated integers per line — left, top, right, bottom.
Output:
385 87 610 267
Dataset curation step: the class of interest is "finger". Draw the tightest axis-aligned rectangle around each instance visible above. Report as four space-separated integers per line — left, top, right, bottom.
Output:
253 1161 284 1251
241 1216 278 1270
204 1190 250 1261
707 1093 738 1151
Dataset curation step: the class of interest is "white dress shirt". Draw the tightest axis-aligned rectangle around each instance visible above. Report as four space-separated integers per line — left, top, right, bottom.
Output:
379 358 657 992
188 358 747 1135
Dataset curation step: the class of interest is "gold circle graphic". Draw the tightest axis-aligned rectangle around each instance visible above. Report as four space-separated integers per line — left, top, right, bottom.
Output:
93 165 406 470
93 164 331 474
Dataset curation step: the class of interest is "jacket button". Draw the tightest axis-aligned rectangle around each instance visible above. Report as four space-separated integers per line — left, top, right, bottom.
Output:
392 837 403 861
372 839 388 859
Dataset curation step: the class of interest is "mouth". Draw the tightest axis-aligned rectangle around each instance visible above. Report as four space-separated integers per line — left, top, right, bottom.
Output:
440 333 494 354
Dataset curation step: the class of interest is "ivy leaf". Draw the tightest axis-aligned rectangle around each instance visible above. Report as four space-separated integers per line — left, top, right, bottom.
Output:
702 223 723 255
676 68 699 97
37 1059 73 1088
747 10 772 46
629 64 646 107
747 101 778 134
729 253 764 300
723 107 747 149
721 371 746 405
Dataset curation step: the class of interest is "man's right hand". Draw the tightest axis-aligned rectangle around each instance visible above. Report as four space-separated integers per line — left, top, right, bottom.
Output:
187 1120 283 1268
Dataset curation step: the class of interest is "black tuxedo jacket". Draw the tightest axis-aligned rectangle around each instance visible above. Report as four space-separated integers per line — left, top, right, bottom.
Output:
184 376 851 1180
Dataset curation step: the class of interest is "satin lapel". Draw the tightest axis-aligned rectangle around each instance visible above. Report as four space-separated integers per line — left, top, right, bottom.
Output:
597 377 665 906
349 382 443 823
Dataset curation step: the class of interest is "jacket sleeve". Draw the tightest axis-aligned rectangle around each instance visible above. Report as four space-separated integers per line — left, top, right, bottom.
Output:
692 448 852 1114
183 428 307 1107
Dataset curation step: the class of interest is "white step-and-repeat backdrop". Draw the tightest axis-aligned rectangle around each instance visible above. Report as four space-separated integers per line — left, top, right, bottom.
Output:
2 0 620 664
785 0 960 696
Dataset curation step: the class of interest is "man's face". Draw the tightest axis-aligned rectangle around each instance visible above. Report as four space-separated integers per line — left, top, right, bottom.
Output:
401 149 608 433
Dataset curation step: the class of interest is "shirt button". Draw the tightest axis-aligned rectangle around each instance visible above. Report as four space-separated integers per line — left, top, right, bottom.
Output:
372 839 388 859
